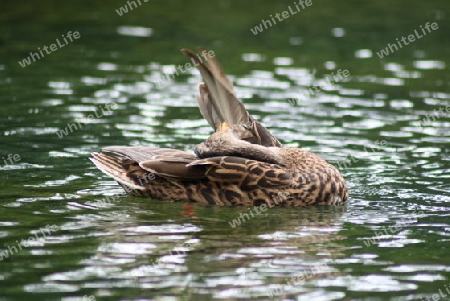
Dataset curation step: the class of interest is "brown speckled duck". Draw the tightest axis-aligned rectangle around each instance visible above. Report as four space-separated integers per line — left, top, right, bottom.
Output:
90 48 348 206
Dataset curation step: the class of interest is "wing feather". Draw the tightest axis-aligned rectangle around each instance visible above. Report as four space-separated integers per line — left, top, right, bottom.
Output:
188 156 291 188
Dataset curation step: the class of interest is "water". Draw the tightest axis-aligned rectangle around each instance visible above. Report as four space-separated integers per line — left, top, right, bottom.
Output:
1 0 450 300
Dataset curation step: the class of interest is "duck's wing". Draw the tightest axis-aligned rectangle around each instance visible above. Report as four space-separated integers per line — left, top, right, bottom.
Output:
181 48 282 148
90 146 209 194
188 156 291 189
91 146 291 190
94 146 207 180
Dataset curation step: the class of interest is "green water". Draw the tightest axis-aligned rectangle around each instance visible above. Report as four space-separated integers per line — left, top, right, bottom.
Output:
1 1 450 300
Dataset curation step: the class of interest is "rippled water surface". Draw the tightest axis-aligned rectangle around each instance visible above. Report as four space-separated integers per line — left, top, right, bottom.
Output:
1 1 450 300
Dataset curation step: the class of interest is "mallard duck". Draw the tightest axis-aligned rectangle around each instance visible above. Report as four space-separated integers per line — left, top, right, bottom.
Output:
90 48 348 206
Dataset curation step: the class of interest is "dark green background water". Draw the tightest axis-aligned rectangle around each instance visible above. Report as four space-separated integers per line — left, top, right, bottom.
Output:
1 1 449 300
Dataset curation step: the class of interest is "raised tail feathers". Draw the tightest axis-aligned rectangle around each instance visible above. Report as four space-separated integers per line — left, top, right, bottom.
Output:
181 48 249 130
182 48 282 148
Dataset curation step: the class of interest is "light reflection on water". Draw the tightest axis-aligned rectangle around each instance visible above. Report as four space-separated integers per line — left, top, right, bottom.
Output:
2 53 450 297
1 1 450 299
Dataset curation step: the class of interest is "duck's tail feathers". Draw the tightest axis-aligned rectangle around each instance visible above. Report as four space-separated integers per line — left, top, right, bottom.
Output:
181 48 282 148
90 152 145 192
181 48 250 129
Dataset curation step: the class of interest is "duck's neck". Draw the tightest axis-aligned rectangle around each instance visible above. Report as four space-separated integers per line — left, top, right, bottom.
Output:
196 139 283 165
235 143 283 165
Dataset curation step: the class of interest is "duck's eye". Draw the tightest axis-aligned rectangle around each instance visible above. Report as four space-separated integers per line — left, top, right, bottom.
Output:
244 122 253 129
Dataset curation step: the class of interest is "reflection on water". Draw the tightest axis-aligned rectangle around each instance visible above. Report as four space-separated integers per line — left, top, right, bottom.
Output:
26 204 348 299
1 0 450 300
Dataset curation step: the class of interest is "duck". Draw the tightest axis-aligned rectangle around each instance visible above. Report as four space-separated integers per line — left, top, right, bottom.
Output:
90 48 348 206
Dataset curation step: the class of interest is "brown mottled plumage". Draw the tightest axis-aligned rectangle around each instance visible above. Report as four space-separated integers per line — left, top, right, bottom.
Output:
90 48 348 206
